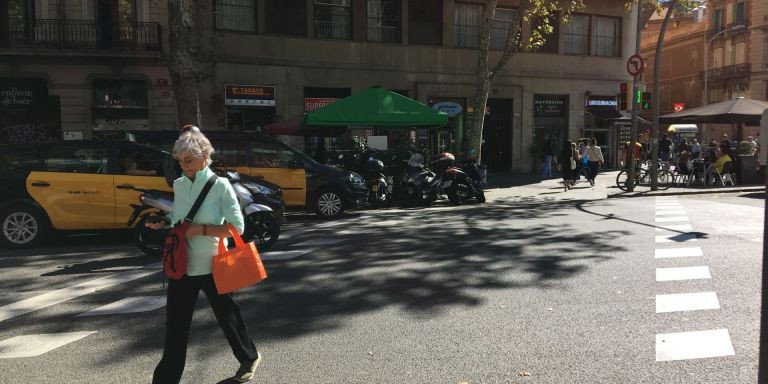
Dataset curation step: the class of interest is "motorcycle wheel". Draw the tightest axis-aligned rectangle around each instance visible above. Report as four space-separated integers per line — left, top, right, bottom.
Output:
447 181 471 205
244 212 280 250
136 216 165 257
476 190 486 203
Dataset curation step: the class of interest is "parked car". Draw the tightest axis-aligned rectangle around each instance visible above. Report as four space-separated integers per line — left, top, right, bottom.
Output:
110 130 369 218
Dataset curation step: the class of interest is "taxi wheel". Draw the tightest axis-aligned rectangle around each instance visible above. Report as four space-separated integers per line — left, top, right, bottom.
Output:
0 205 48 248
315 189 345 219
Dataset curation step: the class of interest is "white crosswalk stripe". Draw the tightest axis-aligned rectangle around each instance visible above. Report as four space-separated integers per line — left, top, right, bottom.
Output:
0 332 97 359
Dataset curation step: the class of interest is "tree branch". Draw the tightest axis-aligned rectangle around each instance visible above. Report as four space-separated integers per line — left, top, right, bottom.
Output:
489 0 529 81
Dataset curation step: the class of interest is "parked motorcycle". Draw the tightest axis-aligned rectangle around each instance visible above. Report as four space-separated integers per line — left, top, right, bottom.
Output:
444 157 486 205
366 157 391 208
400 152 455 208
127 169 284 256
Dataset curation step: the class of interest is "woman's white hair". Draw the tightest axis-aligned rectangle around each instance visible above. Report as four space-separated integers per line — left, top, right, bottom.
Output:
172 127 214 166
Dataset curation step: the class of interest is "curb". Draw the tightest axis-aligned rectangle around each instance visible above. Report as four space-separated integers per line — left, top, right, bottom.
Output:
606 186 765 199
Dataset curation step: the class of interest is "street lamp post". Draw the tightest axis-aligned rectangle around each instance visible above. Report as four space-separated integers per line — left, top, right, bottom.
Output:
703 24 746 105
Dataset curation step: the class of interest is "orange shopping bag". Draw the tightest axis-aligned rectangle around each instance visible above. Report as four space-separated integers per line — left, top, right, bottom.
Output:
212 224 268 294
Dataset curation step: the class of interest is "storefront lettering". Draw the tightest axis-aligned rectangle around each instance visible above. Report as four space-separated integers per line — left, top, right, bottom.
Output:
0 88 34 107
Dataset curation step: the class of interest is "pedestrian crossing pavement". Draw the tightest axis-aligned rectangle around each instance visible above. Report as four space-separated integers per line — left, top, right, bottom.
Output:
0 221 354 359
652 196 735 363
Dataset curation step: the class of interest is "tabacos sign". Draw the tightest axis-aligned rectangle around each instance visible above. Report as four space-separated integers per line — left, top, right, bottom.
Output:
224 84 276 107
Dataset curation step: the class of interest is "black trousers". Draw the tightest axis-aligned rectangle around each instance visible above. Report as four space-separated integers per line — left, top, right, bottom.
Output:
153 274 258 384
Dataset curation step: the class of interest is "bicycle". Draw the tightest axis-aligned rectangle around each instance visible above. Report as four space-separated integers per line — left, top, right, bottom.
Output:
616 163 673 191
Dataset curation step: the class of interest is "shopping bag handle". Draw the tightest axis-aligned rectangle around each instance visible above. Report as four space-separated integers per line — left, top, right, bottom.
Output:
217 223 246 254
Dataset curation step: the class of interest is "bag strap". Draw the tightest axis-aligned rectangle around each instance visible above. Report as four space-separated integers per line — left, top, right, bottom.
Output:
184 174 218 223
218 223 248 254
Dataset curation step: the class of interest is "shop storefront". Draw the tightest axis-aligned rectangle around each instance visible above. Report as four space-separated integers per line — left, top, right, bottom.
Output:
429 97 465 155
533 94 569 155
0 77 60 144
584 95 621 168
92 79 150 131
224 84 276 132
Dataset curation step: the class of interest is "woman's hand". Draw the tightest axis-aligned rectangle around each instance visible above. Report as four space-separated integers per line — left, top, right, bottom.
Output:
144 217 169 230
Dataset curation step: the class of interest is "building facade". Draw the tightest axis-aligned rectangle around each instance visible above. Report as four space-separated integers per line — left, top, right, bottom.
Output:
1 0 636 172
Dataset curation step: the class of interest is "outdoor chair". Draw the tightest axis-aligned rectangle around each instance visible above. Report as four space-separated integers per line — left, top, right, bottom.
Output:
712 161 735 186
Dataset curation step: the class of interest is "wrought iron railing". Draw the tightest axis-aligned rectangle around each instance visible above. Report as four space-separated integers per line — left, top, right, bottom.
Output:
314 20 351 40
367 25 400 44
6 19 161 51
704 63 751 80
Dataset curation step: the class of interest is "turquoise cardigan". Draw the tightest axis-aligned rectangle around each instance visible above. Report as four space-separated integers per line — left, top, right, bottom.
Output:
170 167 245 276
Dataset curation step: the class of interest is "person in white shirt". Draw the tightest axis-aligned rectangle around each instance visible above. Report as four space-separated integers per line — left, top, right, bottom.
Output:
586 138 605 186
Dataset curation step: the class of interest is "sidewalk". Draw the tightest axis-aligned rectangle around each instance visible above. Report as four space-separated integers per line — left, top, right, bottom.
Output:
484 170 765 201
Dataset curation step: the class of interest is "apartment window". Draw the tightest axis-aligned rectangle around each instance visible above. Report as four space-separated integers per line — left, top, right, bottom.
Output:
713 47 723 68
732 1 746 26
711 8 723 32
491 8 518 50
453 2 482 48
534 14 560 53
7 0 34 41
215 0 256 32
408 0 442 46
595 16 620 57
764 81 768 100
314 0 351 40
734 41 746 65
265 0 307 36
367 0 400 43
563 14 589 55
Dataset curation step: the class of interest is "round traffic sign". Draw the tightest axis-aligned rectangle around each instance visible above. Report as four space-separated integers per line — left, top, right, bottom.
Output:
627 54 645 76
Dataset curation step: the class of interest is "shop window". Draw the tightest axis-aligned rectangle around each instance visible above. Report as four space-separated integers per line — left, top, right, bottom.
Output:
215 0 256 32
367 0 400 43
491 8 517 50
314 0 351 40
595 16 619 57
44 146 109 174
92 79 149 131
408 0 442 46
265 0 306 36
563 14 589 55
453 2 482 48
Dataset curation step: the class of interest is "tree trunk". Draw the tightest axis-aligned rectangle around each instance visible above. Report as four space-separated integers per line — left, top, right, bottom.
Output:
466 0 498 163
168 0 202 127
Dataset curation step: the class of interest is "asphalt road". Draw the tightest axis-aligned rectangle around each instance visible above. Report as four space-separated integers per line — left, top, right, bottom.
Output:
0 190 763 384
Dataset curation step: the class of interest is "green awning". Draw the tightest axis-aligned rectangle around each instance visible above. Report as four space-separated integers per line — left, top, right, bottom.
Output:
305 87 448 127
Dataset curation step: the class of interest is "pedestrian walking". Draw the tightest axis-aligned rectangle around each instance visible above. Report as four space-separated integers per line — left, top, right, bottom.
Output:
690 138 701 159
586 138 604 186
558 140 576 191
541 137 556 179
147 126 262 384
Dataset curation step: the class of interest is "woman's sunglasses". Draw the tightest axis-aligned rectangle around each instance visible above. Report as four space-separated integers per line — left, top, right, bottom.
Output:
181 124 200 134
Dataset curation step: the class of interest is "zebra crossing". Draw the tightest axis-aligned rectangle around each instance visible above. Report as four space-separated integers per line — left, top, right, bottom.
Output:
0 223 348 359
653 196 735 362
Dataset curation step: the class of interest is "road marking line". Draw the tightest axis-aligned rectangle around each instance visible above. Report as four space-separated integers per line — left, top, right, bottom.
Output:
0 332 97 359
261 249 315 260
656 292 720 313
655 233 697 243
655 247 704 259
76 296 166 317
656 329 735 361
655 216 690 223
655 210 687 216
0 268 157 323
655 224 694 233
656 266 711 281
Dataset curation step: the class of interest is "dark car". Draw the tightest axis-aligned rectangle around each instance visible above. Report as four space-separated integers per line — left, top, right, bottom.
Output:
105 130 369 218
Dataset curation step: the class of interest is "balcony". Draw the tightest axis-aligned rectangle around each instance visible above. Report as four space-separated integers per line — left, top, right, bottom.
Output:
704 63 751 81
707 21 748 40
5 19 162 52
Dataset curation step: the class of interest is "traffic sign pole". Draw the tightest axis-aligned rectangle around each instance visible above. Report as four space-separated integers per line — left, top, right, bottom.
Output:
628 3 642 192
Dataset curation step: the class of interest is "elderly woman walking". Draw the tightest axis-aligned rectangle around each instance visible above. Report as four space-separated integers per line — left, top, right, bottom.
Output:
147 126 262 384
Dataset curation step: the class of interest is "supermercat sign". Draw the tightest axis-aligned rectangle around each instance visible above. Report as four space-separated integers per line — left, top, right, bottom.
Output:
586 96 618 108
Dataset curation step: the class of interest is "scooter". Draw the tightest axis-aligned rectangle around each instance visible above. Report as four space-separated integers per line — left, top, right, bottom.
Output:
366 157 391 208
400 152 454 208
127 168 284 256
443 157 486 205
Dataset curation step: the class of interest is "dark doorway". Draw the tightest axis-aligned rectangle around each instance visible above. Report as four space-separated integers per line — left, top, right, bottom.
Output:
482 98 513 171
